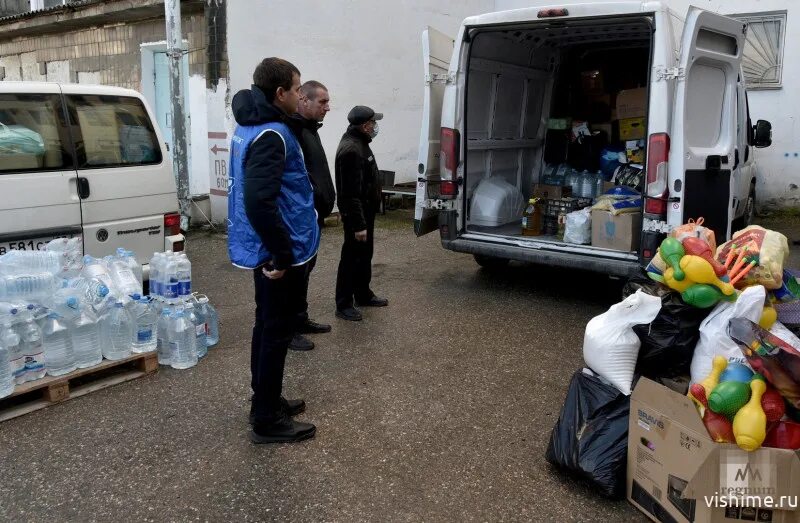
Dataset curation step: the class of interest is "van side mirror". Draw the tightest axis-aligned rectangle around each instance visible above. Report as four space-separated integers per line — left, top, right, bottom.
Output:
753 120 772 148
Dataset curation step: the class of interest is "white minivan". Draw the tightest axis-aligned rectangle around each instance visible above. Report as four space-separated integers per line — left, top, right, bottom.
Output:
0 82 184 283
416 2 773 276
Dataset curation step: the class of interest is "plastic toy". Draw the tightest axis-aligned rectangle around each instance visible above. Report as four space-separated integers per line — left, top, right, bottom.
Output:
689 383 735 443
761 385 786 423
680 256 735 296
664 267 694 293
759 305 777 330
689 355 727 407
733 379 768 451
719 362 755 383
682 237 726 277
660 237 685 281
681 284 735 308
709 380 752 418
763 420 800 450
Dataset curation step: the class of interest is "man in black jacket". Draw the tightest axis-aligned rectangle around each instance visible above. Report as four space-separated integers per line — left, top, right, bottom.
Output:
334 106 389 321
287 80 336 351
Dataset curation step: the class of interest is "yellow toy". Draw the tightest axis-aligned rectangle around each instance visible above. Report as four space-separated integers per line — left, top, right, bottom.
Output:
664 267 694 293
680 255 735 296
759 306 777 330
733 379 767 451
689 355 727 408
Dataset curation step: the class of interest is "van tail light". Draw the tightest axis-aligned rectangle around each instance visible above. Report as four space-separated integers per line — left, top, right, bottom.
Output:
164 212 181 236
439 127 460 199
644 133 670 216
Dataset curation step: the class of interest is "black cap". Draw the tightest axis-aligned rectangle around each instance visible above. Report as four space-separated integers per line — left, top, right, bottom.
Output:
347 105 383 125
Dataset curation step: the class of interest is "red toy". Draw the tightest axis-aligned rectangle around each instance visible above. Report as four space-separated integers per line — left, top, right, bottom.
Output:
690 383 735 443
763 420 800 450
761 386 787 423
682 237 726 277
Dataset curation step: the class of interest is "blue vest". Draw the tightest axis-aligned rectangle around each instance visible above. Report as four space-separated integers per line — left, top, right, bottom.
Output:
227 122 320 269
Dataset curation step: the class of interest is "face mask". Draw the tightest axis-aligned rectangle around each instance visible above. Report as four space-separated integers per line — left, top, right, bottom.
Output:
369 122 379 138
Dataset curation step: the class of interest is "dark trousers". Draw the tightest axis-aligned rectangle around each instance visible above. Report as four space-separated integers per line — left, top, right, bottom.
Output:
295 254 317 329
335 213 375 310
250 264 306 423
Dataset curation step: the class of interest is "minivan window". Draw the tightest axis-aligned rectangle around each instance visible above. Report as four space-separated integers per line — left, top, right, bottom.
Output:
0 94 71 174
66 95 162 169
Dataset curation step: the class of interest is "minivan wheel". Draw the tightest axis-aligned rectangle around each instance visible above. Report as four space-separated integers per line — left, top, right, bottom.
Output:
733 186 756 232
473 254 510 270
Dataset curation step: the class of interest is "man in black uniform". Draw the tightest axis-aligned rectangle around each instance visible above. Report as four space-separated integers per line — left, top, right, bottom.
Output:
288 80 336 351
334 106 388 321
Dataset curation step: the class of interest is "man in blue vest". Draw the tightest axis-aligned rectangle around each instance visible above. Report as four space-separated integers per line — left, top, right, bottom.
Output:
228 57 319 443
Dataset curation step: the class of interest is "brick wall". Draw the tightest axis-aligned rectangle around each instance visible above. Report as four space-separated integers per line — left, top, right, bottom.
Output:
0 12 207 89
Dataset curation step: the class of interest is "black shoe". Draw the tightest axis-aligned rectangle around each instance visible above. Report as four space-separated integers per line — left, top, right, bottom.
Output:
251 413 316 444
335 307 363 321
289 334 315 351
297 319 332 334
249 396 306 425
356 296 388 307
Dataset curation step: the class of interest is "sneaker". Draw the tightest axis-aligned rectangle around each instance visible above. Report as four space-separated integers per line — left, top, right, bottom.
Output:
356 296 388 307
335 307 363 321
251 412 316 444
297 319 332 334
289 334 315 351
249 397 306 425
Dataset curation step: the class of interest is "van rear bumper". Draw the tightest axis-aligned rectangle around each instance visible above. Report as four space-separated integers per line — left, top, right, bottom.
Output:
442 236 642 277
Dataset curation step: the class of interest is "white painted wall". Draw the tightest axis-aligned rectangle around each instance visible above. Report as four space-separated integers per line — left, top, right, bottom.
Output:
227 0 495 193
493 0 799 209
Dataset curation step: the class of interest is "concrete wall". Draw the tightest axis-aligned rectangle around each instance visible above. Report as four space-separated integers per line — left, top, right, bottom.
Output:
226 0 495 199
494 0 799 210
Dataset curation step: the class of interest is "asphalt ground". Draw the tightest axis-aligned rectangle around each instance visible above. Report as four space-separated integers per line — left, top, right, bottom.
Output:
1 209 798 522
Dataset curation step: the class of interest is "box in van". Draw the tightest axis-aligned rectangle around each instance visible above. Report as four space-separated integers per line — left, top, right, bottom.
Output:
415 2 773 276
0 82 185 284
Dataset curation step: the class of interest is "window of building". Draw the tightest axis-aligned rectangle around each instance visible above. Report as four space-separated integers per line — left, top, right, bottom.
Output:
731 11 787 90
0 94 72 174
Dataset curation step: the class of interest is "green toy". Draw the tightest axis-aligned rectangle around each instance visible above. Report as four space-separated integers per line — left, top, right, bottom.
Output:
660 237 685 281
709 380 752 418
681 284 737 308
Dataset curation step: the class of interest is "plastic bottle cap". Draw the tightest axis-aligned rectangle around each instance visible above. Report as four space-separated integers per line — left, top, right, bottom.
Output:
66 297 78 308
99 285 109 297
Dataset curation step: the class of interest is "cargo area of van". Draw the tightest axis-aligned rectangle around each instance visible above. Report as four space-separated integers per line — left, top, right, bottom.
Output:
463 16 652 254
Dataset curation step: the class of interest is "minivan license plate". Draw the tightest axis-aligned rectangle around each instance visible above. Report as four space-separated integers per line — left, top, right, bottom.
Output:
0 236 67 256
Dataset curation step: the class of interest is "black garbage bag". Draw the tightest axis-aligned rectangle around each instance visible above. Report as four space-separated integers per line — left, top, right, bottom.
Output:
623 272 711 379
545 369 630 499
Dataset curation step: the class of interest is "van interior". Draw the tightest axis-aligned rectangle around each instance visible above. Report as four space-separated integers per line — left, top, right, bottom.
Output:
464 17 653 252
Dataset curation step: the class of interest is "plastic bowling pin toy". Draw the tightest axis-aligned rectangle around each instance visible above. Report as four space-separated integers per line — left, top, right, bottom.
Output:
680 256 735 296
659 238 685 281
733 379 768 451
720 363 755 384
682 237 727 277
664 267 694 293
761 385 786 423
689 355 727 407
709 381 751 418
681 284 736 308
759 306 778 330
690 383 735 443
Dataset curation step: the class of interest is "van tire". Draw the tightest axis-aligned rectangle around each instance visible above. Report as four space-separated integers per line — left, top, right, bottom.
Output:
473 254 510 270
733 185 756 232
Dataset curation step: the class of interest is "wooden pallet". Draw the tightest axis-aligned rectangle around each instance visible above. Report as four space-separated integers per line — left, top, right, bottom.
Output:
0 352 158 422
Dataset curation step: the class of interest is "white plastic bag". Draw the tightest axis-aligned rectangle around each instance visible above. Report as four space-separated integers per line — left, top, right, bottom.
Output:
770 321 800 350
583 290 662 395
563 208 592 245
689 285 766 384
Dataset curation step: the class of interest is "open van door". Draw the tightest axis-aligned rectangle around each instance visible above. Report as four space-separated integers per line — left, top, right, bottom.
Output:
415 26 454 236
669 7 746 242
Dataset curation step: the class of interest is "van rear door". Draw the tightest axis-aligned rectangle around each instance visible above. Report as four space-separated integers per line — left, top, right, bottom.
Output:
62 86 179 262
0 83 82 254
669 7 745 242
415 26 455 236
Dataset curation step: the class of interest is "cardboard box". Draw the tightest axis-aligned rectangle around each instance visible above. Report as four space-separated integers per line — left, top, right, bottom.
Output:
628 378 800 523
591 209 641 251
616 87 647 120
533 183 572 200
619 117 646 141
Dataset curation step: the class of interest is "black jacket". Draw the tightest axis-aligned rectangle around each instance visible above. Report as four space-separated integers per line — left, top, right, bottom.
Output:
335 126 381 232
232 85 305 270
295 116 336 220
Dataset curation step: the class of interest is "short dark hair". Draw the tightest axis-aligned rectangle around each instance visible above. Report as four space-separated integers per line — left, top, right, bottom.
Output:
300 80 328 100
253 57 300 102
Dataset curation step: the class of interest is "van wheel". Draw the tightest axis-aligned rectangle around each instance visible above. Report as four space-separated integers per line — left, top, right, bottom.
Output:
473 255 510 270
733 186 756 232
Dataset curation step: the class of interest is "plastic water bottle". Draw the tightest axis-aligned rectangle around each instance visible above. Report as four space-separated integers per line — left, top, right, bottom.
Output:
71 306 102 368
185 301 207 359
131 296 157 353
177 254 192 298
0 273 60 302
156 306 172 365
68 277 110 308
101 302 133 360
204 298 219 347
42 312 77 376
0 250 68 275
81 256 115 290
168 308 197 370
163 254 180 302
594 170 605 199
149 252 163 298
16 305 46 382
117 248 143 290
0 331 13 398
0 308 22 388
110 257 141 298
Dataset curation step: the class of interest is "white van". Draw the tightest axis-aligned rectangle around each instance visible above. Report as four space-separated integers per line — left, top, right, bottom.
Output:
0 82 184 283
416 2 773 275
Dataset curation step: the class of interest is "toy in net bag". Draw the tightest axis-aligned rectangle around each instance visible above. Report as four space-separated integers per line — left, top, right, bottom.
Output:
728 317 800 409
716 226 789 290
